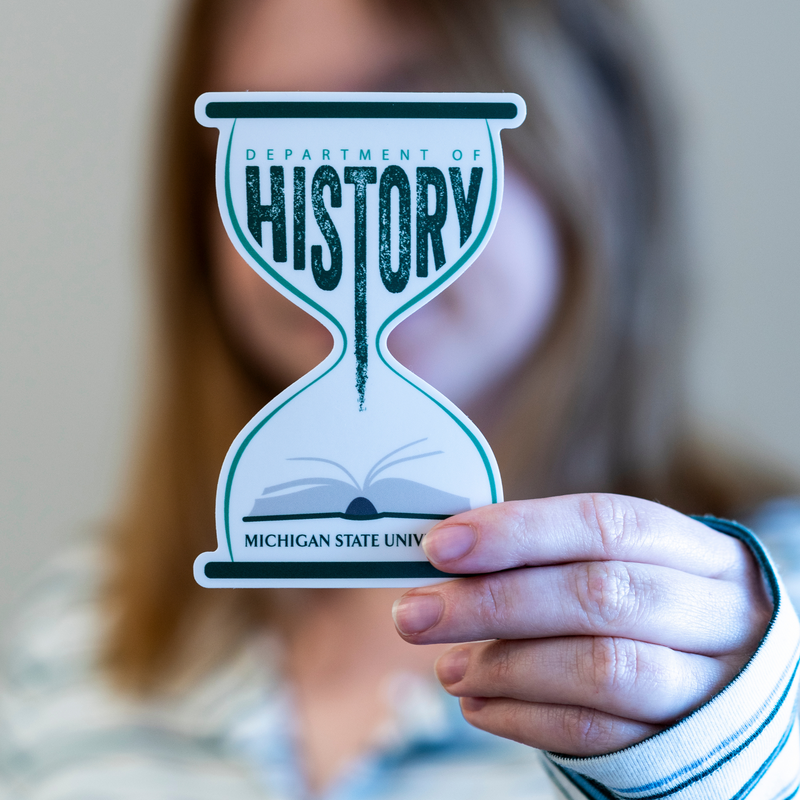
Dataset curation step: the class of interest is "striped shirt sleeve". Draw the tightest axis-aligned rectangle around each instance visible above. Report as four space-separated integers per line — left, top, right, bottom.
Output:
541 517 800 800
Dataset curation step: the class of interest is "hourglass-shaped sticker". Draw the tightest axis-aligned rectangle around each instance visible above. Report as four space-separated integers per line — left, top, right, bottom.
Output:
194 92 526 587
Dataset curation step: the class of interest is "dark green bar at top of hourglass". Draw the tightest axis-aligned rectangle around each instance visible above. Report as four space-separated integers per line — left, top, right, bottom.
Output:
205 101 518 119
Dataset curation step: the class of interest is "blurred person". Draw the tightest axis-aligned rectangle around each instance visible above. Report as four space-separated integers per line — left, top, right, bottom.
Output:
1 0 799 798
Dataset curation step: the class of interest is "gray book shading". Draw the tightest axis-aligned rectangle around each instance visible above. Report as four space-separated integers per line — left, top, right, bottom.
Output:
244 439 470 521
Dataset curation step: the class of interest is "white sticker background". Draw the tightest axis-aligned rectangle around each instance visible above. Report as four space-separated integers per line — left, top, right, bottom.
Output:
194 92 526 587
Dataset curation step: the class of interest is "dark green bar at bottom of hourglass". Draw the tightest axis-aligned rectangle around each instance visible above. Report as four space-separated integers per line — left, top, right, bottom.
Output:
204 562 470 579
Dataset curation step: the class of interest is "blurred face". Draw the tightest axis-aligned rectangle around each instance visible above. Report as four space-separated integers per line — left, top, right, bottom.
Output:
209 0 561 419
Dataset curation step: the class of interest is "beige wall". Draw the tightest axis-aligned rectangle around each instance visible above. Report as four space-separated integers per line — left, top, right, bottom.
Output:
1 1 799 622
0 1 175 620
637 0 800 472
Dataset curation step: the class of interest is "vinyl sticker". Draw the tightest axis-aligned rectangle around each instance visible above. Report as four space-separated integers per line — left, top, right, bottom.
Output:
194 92 526 587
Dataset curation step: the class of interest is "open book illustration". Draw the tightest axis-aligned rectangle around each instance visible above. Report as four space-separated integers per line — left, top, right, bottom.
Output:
245 439 470 522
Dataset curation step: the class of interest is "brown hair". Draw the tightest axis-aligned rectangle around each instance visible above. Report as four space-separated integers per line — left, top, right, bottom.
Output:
104 0 790 692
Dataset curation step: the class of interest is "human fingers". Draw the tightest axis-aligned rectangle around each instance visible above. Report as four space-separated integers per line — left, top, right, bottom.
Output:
434 637 738 725
392 559 768 656
457 695 663 757
422 493 753 580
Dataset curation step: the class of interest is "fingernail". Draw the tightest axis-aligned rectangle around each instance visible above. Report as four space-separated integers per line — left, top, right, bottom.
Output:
461 696 487 713
423 524 477 564
392 593 443 635
435 648 470 685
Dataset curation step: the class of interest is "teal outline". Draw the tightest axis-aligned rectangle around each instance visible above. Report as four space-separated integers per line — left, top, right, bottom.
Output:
219 117 502 562
375 120 500 502
221 121 348 560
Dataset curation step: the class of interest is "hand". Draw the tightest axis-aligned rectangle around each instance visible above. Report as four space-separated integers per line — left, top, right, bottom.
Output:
392 494 773 756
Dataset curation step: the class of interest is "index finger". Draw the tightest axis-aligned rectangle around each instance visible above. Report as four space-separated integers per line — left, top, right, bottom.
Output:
422 494 750 579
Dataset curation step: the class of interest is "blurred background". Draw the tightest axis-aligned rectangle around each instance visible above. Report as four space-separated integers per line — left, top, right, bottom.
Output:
1 0 798 625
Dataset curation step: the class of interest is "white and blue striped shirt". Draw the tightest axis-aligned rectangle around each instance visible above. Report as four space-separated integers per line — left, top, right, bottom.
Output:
0 510 797 799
